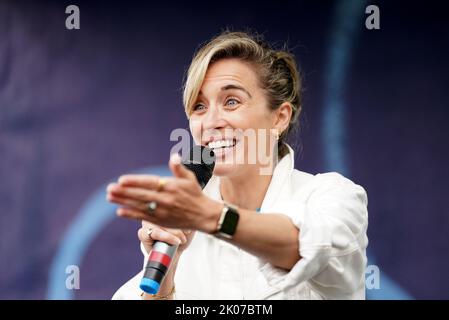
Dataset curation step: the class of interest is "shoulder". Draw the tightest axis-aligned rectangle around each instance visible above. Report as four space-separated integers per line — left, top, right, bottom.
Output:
273 169 368 222
292 170 357 186
289 170 368 205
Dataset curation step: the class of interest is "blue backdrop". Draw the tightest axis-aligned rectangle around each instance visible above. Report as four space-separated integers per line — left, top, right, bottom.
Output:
0 0 448 299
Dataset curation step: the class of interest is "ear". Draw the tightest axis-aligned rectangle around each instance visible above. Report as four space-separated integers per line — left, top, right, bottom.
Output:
273 102 293 135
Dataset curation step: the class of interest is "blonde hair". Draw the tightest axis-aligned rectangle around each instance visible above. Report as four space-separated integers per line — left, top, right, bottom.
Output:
183 30 302 157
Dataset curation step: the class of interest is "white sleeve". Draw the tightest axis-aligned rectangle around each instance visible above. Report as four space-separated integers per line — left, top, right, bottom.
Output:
111 271 144 300
111 243 149 300
259 172 369 298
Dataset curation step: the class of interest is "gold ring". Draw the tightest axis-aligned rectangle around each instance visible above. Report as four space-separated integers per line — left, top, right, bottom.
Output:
157 178 167 192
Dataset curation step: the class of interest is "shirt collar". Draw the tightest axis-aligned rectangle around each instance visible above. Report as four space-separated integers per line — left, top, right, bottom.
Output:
259 143 295 211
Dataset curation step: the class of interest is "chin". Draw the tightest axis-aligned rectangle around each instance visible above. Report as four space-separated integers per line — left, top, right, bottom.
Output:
212 163 238 177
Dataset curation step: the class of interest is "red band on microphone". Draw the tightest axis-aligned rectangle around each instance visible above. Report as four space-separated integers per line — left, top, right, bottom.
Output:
148 250 172 267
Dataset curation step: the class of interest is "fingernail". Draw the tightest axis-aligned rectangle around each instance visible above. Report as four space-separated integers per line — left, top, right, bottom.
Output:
110 183 120 191
118 176 125 183
170 153 181 165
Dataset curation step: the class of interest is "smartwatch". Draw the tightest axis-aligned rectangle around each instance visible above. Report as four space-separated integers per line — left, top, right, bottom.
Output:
214 202 240 239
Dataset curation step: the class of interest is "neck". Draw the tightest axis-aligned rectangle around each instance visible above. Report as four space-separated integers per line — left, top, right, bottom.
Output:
219 165 274 211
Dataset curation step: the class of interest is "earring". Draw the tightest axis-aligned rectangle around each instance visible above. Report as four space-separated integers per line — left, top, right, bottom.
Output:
274 129 280 141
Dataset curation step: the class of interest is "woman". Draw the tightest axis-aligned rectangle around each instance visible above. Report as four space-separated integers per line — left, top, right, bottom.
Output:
108 31 368 300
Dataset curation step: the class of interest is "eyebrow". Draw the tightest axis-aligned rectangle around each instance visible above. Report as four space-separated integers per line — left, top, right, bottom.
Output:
221 84 252 98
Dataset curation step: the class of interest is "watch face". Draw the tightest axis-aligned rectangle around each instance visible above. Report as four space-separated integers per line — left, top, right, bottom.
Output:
221 207 240 236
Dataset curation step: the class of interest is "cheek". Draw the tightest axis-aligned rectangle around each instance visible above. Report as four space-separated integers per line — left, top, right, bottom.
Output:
189 119 202 144
240 100 273 127
227 108 258 130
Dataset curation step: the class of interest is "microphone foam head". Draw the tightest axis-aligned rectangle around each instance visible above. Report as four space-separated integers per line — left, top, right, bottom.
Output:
181 145 215 189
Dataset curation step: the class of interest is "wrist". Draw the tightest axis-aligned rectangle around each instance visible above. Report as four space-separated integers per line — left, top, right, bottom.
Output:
212 202 240 240
142 284 175 300
151 269 176 297
160 276 175 294
199 198 224 234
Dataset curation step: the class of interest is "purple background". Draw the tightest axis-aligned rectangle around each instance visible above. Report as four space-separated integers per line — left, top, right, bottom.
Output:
0 0 448 299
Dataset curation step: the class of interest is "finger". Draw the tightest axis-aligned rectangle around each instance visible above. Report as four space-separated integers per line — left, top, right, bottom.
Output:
137 227 154 244
117 207 154 222
150 228 182 246
169 153 195 180
109 184 172 205
165 228 187 244
140 222 186 245
184 230 196 244
107 193 147 211
142 220 155 228
117 175 161 189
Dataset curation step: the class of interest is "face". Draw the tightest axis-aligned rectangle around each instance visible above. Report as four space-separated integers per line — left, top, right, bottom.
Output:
189 58 290 177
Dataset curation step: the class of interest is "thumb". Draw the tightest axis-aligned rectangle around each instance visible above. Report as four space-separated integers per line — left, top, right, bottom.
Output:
169 153 193 179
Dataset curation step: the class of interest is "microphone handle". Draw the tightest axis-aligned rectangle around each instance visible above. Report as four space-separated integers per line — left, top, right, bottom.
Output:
140 241 178 294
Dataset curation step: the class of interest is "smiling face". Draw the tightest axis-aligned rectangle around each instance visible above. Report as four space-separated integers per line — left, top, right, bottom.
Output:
189 58 287 177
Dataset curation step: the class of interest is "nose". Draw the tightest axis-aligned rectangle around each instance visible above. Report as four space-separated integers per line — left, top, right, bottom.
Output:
202 104 227 132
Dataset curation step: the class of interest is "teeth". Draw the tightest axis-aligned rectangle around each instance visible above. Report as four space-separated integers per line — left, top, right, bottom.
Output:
207 139 235 149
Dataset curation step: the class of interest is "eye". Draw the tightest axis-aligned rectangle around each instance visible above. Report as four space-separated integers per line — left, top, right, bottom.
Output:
225 98 240 108
193 103 206 112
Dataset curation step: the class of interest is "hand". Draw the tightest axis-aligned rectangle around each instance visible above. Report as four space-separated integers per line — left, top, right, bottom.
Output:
106 153 223 233
138 220 194 299
138 220 194 258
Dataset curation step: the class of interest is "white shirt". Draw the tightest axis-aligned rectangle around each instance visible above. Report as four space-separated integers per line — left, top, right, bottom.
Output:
112 145 369 300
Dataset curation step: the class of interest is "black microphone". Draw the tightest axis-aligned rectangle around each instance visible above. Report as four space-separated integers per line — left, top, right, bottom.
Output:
140 145 215 294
